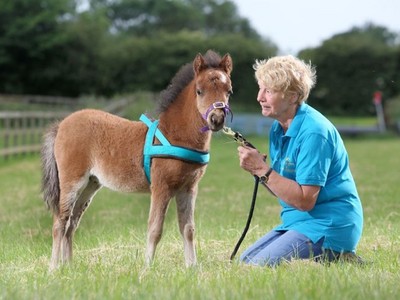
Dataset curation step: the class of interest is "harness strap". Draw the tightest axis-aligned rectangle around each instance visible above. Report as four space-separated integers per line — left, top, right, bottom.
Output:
140 114 210 184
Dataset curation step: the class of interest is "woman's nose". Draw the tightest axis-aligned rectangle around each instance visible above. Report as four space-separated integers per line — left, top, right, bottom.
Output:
257 90 263 101
257 91 265 102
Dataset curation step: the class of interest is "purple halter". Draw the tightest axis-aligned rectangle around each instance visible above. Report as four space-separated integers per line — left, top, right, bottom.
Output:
201 101 233 132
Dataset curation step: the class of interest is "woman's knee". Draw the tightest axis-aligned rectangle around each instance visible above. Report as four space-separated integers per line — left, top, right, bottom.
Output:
240 230 324 267
239 230 284 264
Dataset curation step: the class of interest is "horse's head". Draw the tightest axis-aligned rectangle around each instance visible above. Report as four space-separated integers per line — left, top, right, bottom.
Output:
193 51 233 132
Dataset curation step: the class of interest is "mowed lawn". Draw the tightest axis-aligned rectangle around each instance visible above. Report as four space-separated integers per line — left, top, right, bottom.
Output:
0 134 399 300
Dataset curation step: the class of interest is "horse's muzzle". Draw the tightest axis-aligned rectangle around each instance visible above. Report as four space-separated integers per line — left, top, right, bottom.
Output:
202 101 232 132
207 110 226 132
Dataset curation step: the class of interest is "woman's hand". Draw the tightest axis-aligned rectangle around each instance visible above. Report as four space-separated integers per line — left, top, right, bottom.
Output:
237 146 269 177
237 146 320 211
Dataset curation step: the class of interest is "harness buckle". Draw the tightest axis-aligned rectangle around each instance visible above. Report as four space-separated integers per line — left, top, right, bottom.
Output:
212 101 226 109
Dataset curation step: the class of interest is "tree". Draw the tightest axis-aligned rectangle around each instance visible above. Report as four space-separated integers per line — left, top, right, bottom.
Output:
299 23 400 116
89 0 259 38
0 0 76 94
0 0 276 100
97 31 276 104
51 9 112 96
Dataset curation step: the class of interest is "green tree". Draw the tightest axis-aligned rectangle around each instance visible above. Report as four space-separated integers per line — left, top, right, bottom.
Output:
52 9 111 96
90 0 259 38
300 23 400 116
0 0 276 100
0 0 76 94
98 31 276 104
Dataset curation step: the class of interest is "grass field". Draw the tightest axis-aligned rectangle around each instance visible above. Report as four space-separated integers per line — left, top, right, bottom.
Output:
0 134 400 299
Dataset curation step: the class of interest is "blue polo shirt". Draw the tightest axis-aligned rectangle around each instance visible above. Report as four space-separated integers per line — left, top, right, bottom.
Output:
269 103 363 253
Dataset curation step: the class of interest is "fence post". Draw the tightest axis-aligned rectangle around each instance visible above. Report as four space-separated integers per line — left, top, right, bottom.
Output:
373 91 386 133
4 116 10 160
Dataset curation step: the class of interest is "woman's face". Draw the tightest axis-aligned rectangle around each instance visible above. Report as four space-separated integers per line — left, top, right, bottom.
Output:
257 80 296 121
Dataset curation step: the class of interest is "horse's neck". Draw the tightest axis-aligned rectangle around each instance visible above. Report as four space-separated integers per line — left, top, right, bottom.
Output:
158 87 212 151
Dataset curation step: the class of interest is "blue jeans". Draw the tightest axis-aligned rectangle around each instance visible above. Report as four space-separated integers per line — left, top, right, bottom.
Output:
240 230 331 267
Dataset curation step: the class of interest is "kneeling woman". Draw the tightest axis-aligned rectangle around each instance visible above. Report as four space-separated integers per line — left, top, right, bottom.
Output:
237 55 363 266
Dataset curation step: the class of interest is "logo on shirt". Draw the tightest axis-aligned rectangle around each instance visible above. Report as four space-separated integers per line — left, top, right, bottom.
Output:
283 157 296 174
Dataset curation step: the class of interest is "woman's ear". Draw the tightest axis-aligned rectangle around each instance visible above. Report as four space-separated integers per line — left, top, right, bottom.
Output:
289 92 300 104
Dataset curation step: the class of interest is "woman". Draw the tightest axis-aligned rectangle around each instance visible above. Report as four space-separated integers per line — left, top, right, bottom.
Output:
237 55 363 267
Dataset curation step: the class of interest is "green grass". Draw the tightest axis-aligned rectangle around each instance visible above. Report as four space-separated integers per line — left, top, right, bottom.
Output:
326 116 378 126
1 135 400 299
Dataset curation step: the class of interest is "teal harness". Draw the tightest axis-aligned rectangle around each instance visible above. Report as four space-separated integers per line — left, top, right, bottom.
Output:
140 114 210 184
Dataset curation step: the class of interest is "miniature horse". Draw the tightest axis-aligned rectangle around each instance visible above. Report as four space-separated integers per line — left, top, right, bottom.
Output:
41 50 233 270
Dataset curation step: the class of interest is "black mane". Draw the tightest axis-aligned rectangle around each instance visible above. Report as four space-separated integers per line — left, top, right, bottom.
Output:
156 50 223 114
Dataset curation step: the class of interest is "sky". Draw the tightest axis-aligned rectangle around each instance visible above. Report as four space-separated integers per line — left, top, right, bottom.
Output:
232 0 400 54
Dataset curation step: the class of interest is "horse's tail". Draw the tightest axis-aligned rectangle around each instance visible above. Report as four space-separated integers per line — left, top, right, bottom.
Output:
41 122 60 215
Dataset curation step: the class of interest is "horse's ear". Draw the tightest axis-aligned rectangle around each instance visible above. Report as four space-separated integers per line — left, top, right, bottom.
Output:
193 53 206 75
220 54 233 75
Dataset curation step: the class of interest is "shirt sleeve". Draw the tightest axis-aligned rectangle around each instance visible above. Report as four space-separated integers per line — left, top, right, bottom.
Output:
295 133 334 186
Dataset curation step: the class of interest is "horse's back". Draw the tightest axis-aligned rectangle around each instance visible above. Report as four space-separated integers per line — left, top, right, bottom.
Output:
56 109 144 153
55 109 149 192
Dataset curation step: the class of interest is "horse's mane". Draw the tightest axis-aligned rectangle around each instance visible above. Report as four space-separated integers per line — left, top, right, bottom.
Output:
156 50 223 114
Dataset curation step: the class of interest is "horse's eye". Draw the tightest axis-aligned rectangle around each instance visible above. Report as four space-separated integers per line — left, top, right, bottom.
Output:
196 89 202 96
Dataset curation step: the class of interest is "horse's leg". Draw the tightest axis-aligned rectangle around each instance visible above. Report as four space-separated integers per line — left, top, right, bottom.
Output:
50 175 90 270
145 187 173 265
50 214 64 270
63 176 102 263
50 189 76 270
175 185 198 267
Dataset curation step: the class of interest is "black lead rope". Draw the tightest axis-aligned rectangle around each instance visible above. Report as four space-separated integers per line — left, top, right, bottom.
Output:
222 128 260 261
221 126 262 261
230 175 259 261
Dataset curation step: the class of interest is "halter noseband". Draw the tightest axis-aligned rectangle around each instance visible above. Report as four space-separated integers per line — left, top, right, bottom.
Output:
201 101 233 132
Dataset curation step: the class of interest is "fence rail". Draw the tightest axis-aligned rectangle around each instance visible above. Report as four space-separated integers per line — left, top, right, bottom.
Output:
0 96 134 159
0 111 68 159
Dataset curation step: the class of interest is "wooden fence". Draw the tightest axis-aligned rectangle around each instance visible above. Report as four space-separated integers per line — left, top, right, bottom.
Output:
0 111 68 159
0 97 133 160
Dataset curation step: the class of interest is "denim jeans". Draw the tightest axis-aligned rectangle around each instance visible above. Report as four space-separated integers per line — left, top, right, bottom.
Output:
239 230 332 267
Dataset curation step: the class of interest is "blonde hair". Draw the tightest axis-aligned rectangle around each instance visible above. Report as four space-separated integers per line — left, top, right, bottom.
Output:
253 55 316 103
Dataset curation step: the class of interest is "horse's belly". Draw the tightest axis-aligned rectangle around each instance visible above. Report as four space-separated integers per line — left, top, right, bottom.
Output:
102 175 148 193
91 166 150 193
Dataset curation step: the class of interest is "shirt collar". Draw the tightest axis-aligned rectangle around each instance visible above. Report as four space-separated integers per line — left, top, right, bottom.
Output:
277 103 309 138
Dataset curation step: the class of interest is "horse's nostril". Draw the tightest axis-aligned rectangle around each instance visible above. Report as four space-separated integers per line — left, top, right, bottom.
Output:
210 113 225 125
